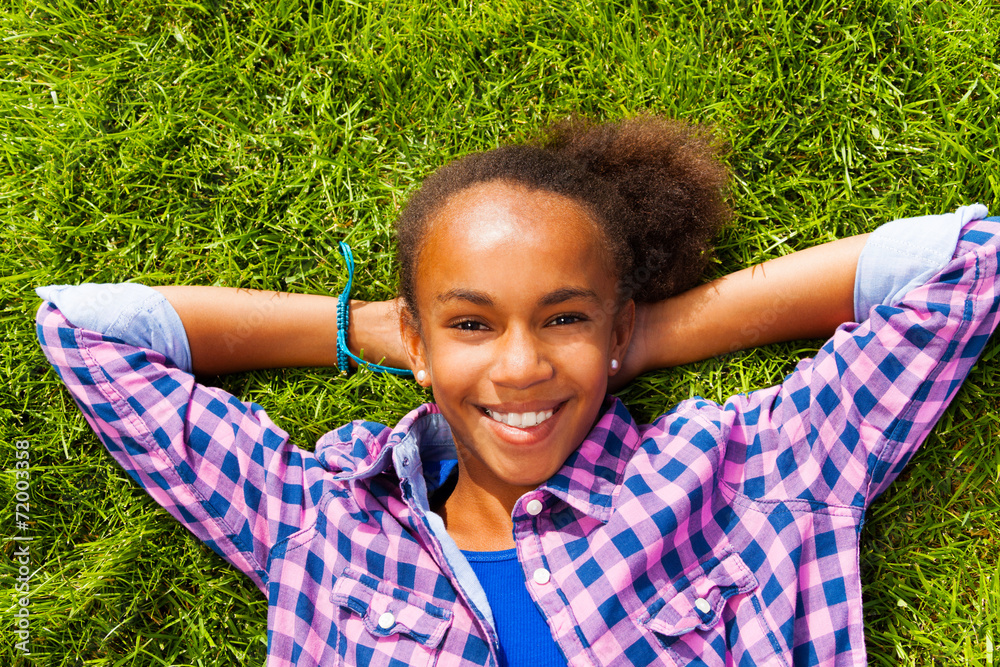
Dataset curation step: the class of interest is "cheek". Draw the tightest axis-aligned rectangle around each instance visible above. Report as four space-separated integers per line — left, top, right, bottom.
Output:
427 337 482 369
423 338 493 394
552 335 613 364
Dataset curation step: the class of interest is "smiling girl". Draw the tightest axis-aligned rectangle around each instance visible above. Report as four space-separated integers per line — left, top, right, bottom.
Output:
36 116 1000 666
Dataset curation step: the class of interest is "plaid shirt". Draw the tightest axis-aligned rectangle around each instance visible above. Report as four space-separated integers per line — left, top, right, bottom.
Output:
37 216 1000 667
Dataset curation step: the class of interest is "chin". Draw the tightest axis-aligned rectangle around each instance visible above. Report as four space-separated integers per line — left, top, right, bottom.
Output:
498 466 556 489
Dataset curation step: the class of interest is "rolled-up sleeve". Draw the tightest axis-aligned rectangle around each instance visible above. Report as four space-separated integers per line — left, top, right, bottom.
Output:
36 283 193 373
853 203 988 320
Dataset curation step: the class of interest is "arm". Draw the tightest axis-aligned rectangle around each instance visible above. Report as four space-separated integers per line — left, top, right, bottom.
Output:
36 282 410 376
151 286 409 376
645 234 868 368
34 283 410 587
621 205 986 381
34 299 289 590
612 235 868 388
720 213 1000 506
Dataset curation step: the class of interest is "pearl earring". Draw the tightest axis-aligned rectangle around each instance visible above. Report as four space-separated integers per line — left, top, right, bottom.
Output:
610 359 619 371
416 370 427 383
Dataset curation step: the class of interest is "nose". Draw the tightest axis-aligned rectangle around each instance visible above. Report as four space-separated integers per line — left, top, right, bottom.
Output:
488 324 554 389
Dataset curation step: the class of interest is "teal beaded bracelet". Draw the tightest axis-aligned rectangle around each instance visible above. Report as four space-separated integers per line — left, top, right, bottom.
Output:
336 242 414 377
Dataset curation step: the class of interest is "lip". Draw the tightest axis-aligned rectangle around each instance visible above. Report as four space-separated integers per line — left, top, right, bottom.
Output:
477 401 566 446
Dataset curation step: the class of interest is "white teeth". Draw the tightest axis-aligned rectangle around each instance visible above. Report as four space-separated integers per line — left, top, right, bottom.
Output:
485 409 555 428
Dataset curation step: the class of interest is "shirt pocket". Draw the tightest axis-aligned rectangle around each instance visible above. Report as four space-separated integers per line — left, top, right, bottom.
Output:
331 567 454 667
639 550 788 667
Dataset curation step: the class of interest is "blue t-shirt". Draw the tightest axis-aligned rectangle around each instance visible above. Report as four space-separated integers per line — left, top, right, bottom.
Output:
463 549 567 667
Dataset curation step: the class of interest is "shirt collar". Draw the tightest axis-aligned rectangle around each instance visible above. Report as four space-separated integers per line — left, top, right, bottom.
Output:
317 402 455 492
317 397 642 522
542 396 642 522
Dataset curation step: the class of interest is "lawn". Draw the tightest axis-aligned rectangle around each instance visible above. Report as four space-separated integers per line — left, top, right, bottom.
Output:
2 0 1000 664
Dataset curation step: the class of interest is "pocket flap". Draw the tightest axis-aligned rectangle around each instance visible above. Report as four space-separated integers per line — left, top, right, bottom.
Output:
332 568 453 648
642 550 758 637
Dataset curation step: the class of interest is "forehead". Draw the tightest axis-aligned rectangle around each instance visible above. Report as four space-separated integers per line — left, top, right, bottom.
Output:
415 181 615 302
425 181 602 258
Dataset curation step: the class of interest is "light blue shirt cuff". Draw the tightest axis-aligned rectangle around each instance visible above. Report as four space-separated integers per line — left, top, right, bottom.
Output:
854 203 989 322
35 283 193 373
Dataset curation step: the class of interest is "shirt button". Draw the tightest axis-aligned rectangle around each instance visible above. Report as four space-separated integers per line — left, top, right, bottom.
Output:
532 568 551 585
526 499 543 516
694 598 711 614
377 612 395 629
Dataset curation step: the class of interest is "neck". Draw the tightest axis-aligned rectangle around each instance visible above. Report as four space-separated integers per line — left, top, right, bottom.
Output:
438 471 528 552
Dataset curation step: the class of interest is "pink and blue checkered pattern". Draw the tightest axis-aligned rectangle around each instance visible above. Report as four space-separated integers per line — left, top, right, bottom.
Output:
36 218 1000 666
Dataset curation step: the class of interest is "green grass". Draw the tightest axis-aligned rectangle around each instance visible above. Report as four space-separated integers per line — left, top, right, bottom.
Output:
2 0 1000 663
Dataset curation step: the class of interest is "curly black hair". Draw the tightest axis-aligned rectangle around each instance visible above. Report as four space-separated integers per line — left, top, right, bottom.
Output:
396 115 731 314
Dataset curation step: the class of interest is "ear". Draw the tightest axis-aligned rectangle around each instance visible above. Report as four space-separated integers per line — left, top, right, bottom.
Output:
400 307 432 387
608 299 635 376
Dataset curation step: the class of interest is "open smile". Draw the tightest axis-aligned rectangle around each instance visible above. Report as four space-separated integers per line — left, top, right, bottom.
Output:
483 407 555 428
479 402 565 430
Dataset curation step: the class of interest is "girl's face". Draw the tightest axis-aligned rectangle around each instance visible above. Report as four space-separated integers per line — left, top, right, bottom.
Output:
403 181 634 500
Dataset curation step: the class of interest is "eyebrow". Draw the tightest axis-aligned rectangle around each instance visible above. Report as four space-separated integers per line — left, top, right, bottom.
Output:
538 287 601 307
437 289 494 306
436 287 600 308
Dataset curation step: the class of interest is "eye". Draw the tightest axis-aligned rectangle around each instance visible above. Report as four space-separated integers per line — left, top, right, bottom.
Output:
548 314 585 326
451 319 488 332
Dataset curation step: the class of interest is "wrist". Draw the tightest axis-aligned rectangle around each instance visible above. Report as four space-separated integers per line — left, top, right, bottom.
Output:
347 299 411 371
636 297 681 370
